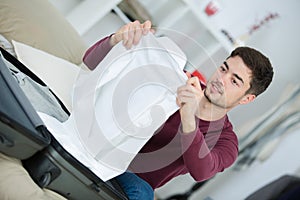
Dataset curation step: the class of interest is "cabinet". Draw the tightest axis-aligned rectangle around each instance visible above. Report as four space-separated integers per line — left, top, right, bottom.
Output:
51 0 280 76
136 0 229 75
50 0 232 77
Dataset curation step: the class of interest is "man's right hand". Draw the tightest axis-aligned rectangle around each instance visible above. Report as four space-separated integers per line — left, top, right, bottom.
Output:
109 20 154 49
176 76 204 134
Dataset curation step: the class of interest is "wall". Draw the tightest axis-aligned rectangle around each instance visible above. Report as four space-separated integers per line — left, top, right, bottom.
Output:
229 0 300 137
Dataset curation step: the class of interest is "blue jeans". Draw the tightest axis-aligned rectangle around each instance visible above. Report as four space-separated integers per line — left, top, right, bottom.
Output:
115 172 154 200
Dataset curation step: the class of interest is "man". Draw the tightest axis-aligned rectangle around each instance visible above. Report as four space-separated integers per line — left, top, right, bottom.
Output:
83 20 274 200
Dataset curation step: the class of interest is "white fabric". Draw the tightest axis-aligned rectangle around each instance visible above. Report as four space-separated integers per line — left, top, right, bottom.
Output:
40 33 187 181
0 34 16 57
12 40 80 112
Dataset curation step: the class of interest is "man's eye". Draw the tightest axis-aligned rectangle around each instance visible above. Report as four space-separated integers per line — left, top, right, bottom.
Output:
232 79 239 86
220 66 226 72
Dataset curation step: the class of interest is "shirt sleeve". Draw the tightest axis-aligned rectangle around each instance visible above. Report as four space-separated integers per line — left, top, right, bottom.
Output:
82 35 113 70
179 118 238 182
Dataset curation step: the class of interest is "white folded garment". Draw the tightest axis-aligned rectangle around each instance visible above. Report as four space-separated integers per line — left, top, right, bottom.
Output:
39 33 187 181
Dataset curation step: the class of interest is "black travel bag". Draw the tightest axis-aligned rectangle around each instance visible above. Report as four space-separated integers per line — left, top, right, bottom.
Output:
0 47 128 200
0 50 51 159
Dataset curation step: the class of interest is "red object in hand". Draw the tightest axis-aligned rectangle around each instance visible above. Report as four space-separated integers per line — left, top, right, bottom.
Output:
192 70 206 84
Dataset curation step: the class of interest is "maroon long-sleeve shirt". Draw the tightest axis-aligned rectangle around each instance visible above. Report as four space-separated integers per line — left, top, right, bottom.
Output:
83 36 239 189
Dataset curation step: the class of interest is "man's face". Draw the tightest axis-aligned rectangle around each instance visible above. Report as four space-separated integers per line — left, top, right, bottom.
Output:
204 55 254 109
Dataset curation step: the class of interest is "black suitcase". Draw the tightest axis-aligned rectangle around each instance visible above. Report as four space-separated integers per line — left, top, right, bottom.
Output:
0 50 51 159
24 138 128 200
0 47 128 200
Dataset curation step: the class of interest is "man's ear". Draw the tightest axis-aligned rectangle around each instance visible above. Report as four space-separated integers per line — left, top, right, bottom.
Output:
239 94 256 105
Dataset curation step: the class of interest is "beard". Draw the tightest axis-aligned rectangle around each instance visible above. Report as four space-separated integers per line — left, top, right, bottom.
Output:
203 87 238 110
204 88 226 109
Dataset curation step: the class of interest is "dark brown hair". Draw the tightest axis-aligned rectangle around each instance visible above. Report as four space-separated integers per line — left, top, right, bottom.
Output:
229 46 274 96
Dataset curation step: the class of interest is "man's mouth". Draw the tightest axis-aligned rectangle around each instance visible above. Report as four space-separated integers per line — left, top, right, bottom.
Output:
211 81 224 94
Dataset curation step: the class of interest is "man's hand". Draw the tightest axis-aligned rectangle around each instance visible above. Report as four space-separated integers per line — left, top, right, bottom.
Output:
109 20 154 49
176 76 204 133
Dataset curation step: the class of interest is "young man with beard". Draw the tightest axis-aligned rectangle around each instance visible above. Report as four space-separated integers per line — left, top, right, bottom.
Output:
83 20 274 200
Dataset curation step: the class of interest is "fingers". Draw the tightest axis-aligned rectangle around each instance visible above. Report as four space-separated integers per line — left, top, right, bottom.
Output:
111 20 154 49
177 85 196 98
186 77 201 89
176 97 181 107
125 22 135 48
142 20 153 35
132 21 143 46
185 71 192 78
176 84 197 105
121 24 130 46
176 77 203 106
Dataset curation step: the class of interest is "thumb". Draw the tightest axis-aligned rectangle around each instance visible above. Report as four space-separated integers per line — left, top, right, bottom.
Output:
185 71 192 78
186 77 201 89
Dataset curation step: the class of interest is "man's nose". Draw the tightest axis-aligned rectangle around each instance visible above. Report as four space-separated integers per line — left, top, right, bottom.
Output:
216 73 226 86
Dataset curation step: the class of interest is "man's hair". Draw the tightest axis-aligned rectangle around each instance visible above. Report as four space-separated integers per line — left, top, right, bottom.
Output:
229 46 274 97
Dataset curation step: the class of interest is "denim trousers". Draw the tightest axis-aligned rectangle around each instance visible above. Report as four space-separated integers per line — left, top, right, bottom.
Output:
115 172 154 200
